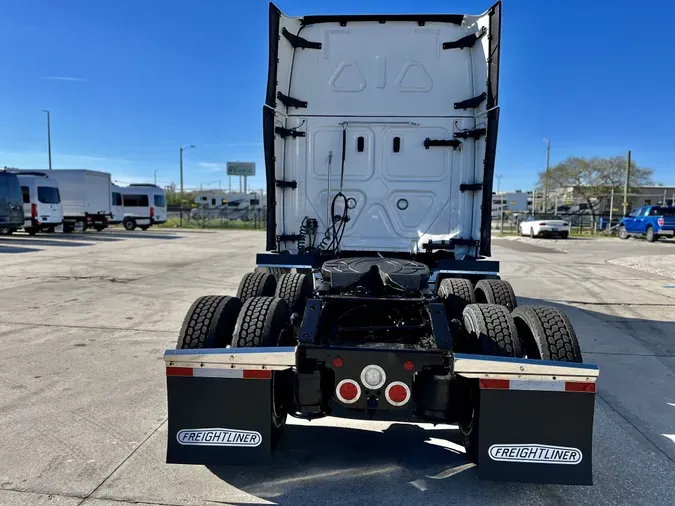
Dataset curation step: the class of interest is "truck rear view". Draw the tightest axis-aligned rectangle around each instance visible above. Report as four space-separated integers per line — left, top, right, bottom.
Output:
264 2 499 258
163 2 600 486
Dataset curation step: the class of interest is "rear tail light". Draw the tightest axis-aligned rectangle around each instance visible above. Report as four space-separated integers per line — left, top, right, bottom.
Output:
150 207 155 218
31 203 37 218
336 379 361 404
658 218 665 226
385 382 411 406
360 365 386 390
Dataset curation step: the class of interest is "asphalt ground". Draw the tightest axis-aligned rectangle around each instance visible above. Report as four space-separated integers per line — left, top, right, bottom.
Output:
1 229 674 505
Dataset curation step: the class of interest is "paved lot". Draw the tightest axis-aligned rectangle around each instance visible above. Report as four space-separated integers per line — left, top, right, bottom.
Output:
1 230 675 505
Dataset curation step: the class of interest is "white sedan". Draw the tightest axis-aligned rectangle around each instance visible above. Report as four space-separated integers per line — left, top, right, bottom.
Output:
519 216 570 239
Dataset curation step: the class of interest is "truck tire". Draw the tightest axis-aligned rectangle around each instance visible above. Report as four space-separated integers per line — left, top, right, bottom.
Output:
176 295 243 349
437 278 476 320
618 225 630 239
140 225 150 231
231 296 290 348
231 296 291 441
459 303 521 463
274 273 313 314
646 226 657 242
255 266 291 279
123 218 136 231
236 271 277 302
94 225 105 232
25 227 37 236
474 279 518 311
462 303 522 357
512 305 582 362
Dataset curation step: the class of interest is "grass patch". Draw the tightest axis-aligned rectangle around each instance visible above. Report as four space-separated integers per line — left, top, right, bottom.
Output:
157 217 265 230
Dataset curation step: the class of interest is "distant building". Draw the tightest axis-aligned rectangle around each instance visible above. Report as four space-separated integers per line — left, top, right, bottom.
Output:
492 192 529 218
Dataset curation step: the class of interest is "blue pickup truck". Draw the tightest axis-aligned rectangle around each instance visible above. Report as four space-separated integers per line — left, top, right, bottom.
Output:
619 206 675 242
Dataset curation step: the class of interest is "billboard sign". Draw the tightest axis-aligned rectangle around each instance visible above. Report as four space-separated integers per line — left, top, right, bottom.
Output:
226 162 255 176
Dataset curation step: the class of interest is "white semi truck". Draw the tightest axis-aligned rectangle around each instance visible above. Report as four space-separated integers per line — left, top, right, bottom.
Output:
163 2 599 486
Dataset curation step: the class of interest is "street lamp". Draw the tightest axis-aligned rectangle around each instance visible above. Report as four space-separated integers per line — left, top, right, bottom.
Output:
154 169 158 185
179 145 196 227
42 110 52 170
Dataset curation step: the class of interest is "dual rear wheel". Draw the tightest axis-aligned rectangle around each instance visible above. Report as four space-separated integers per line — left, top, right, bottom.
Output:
457 300 583 462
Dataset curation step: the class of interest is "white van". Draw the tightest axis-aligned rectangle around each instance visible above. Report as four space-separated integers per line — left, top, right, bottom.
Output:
110 184 124 225
119 184 167 230
16 172 64 235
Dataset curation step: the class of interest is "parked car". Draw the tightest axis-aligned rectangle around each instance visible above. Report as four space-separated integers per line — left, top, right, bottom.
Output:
519 215 570 238
119 184 167 230
16 172 63 235
110 184 124 226
619 206 675 242
0 170 25 234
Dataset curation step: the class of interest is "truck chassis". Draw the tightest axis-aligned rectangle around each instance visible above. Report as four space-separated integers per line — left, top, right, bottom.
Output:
164 254 598 485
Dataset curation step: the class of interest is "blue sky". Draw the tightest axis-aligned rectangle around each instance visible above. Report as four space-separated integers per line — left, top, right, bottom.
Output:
1 0 674 192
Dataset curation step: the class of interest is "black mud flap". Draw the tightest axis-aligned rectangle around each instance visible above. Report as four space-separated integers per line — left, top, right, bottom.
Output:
166 366 274 465
477 378 595 485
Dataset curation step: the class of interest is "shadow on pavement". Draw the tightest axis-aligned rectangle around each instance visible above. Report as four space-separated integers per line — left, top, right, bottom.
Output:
0 238 95 248
103 231 182 240
0 245 42 254
207 423 532 505
39 233 124 242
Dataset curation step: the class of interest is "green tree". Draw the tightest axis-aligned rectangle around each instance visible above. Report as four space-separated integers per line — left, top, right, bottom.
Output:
537 156 655 222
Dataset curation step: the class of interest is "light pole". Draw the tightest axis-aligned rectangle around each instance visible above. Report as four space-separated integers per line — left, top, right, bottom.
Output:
179 145 196 227
42 110 52 170
154 170 158 185
543 138 551 212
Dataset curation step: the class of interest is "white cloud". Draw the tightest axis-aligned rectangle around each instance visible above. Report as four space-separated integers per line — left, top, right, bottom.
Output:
40 76 87 82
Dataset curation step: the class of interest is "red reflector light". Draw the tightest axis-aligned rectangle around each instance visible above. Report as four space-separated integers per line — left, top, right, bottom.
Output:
479 379 510 390
565 382 596 393
150 207 155 218
166 367 193 377
385 381 411 406
336 379 361 404
31 203 37 218
539 222 547 226
403 360 414 371
243 369 272 379
332 357 343 368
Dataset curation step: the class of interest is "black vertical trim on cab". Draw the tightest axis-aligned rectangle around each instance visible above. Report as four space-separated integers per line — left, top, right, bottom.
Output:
486 1 501 109
266 3 281 108
479 2 502 258
479 108 499 257
264 3 282 250
263 106 277 251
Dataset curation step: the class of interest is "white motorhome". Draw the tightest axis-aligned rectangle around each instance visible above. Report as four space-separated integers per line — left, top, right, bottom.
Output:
119 184 167 230
15 172 64 235
110 184 124 225
14 169 113 232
